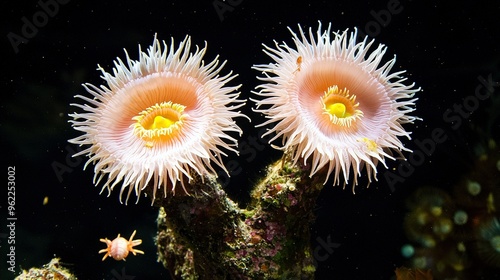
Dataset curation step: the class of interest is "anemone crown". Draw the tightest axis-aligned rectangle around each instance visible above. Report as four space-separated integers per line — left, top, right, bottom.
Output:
252 22 420 190
69 35 246 203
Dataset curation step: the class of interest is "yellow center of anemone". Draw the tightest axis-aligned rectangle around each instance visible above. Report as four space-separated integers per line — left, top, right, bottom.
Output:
327 103 348 118
132 101 187 148
321 85 363 127
149 115 175 130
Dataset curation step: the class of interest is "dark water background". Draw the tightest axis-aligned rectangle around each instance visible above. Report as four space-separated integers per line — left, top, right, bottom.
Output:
1 0 500 279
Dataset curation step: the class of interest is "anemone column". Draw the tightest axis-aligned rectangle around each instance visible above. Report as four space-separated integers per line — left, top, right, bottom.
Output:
152 157 325 279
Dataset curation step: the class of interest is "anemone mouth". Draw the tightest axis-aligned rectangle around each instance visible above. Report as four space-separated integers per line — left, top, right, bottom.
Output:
320 85 363 128
296 59 391 138
132 101 188 148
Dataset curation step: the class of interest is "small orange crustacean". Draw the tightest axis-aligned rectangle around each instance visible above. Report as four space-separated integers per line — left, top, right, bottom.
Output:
293 56 302 74
99 230 144 261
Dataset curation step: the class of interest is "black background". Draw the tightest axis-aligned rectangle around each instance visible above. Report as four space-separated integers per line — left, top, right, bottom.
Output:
1 0 500 279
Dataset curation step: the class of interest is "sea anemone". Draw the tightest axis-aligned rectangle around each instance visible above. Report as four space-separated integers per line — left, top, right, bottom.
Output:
252 22 419 190
475 216 500 268
69 35 245 203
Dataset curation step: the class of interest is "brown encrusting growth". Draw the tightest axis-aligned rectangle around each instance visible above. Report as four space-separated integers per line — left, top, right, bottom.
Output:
15 258 78 280
152 156 326 279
